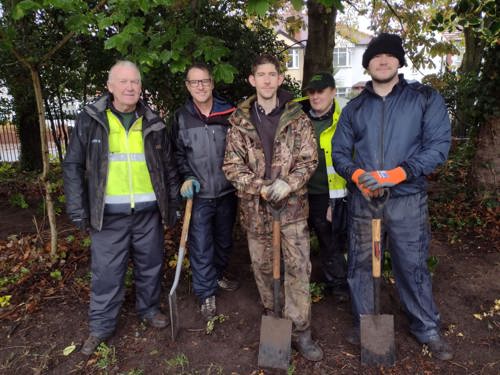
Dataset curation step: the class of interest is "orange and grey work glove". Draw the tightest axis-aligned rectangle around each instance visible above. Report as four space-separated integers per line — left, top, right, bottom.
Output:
352 169 383 199
261 178 291 204
359 167 407 190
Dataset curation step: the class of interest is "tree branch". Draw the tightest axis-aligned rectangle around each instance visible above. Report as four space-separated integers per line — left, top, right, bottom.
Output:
40 0 109 64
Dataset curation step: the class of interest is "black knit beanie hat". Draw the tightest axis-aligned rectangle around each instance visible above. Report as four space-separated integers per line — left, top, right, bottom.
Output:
362 33 406 69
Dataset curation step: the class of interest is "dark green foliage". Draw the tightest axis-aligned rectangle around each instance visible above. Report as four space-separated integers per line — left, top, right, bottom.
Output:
141 2 297 116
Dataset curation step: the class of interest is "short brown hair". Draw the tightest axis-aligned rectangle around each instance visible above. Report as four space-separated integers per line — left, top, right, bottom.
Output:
251 54 281 75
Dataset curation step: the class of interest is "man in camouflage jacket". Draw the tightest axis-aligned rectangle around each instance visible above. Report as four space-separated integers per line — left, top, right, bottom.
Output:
223 54 322 362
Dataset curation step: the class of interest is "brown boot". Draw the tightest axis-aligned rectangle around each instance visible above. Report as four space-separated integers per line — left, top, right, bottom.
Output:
292 329 323 361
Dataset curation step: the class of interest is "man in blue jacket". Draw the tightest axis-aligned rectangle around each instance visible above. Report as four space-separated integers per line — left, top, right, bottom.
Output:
332 33 453 360
172 63 238 321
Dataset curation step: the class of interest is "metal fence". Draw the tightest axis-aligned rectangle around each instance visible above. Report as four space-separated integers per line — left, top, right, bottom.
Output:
0 111 77 163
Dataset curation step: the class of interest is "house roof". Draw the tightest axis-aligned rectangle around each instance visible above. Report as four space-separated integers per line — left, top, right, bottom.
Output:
336 25 372 45
276 30 306 47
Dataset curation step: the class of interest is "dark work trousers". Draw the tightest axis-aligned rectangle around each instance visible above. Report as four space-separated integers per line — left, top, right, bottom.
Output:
188 192 237 302
348 191 441 343
89 210 164 339
307 193 347 288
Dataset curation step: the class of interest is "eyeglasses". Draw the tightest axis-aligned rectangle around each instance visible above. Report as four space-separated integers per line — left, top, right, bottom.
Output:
186 78 212 88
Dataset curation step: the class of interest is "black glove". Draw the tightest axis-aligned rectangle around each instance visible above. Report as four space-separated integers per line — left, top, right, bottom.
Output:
73 218 89 233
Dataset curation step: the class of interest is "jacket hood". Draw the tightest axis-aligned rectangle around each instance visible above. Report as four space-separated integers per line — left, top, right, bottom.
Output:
84 93 162 129
184 94 235 119
231 89 301 132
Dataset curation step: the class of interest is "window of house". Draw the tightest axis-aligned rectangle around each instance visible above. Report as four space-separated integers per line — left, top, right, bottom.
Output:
333 47 350 67
336 87 349 97
287 48 300 69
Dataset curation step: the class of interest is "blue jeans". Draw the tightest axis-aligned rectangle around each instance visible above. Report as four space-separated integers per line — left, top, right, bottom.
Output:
347 192 441 343
188 193 237 301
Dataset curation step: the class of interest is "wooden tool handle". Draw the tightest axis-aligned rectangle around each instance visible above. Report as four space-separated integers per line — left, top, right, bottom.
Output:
180 199 193 249
272 219 281 280
371 218 382 278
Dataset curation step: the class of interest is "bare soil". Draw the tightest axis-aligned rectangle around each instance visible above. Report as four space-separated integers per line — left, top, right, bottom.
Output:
0 188 499 375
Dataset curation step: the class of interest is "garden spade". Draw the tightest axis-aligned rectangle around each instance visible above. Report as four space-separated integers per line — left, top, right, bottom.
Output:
360 193 396 366
169 198 193 341
257 206 292 370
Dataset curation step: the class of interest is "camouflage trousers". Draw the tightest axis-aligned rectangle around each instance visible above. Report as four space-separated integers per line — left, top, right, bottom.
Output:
247 219 311 331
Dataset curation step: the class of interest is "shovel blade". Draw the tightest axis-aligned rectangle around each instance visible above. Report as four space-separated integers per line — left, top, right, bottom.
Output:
360 314 396 366
169 290 179 341
258 315 292 370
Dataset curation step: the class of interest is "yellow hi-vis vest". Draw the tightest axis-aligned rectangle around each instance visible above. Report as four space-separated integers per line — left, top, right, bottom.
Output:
295 96 348 199
321 99 347 199
104 110 156 209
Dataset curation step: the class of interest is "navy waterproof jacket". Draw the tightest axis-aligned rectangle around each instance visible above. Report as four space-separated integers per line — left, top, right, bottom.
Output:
332 75 451 197
172 95 236 199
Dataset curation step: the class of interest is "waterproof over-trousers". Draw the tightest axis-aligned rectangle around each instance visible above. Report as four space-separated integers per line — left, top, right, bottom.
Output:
347 192 441 343
247 219 312 332
89 210 164 339
308 193 347 288
188 193 237 302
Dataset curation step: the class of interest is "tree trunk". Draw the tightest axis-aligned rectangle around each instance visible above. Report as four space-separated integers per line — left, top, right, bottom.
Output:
5 73 42 171
302 1 337 88
454 27 484 137
31 67 58 256
471 116 499 198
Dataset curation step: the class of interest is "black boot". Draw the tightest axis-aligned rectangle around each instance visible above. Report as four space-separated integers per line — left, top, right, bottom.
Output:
292 329 323 361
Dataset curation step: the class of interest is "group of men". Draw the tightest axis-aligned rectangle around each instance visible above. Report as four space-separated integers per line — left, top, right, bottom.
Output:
63 33 454 362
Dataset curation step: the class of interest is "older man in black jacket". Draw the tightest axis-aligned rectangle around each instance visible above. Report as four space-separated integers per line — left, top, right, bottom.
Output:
63 60 180 355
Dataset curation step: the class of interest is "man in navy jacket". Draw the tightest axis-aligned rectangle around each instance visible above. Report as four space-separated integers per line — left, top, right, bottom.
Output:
172 63 238 321
332 33 453 360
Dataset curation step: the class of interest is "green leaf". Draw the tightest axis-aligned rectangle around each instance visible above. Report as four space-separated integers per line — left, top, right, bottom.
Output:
12 0 41 20
43 0 81 12
204 45 229 62
63 344 76 356
213 63 238 84
290 0 304 10
159 50 173 63
247 0 270 17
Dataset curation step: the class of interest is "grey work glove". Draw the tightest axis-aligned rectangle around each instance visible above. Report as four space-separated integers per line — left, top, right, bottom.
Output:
264 179 291 204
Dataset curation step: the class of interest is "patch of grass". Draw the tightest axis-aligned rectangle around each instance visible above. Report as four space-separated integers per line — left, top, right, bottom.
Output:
125 369 144 375
95 342 117 370
206 314 227 335
309 282 325 303
9 193 28 209
81 237 91 248
0 267 30 290
165 353 189 372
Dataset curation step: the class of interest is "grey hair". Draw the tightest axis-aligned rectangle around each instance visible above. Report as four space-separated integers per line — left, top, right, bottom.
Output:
108 60 141 82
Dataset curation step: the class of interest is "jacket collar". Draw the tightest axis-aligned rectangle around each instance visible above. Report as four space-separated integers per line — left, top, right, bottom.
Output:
364 73 407 97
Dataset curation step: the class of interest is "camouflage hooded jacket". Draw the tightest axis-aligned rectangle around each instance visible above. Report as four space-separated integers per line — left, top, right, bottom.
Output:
223 93 318 234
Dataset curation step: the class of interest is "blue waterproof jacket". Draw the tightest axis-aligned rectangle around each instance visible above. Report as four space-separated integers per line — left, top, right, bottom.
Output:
332 75 451 197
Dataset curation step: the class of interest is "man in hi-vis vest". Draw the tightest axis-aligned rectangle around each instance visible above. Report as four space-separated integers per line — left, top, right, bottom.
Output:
296 73 349 301
63 61 180 355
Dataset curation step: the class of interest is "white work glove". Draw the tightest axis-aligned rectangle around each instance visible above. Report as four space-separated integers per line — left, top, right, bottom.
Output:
263 179 291 204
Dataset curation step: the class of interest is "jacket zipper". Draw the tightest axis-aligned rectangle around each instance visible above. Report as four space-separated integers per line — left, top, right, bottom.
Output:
380 97 386 169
